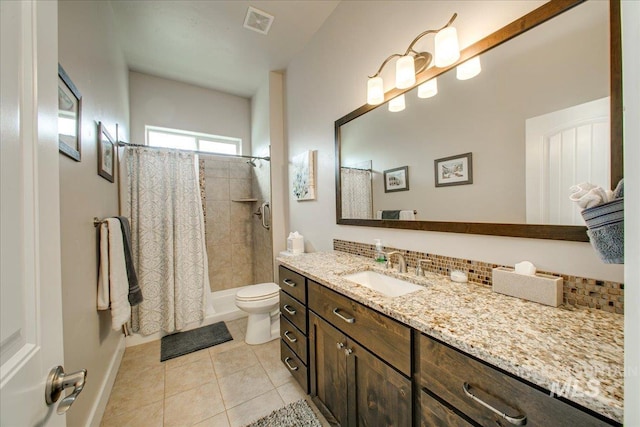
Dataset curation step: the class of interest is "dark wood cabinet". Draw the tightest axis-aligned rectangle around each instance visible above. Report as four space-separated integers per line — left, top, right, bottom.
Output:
278 266 309 392
310 312 411 427
419 389 474 427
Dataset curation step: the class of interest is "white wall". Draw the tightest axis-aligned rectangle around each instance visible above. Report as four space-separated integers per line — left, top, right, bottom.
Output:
129 71 251 153
622 1 640 424
58 1 129 425
251 71 288 275
285 1 624 282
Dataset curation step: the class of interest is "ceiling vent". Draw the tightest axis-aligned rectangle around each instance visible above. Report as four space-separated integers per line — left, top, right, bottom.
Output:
243 6 274 35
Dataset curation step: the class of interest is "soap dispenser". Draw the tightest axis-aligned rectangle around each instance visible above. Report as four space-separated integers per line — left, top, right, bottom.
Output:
374 239 386 263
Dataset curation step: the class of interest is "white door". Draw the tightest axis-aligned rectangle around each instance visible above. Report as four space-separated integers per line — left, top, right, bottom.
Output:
526 97 610 225
1 1 70 425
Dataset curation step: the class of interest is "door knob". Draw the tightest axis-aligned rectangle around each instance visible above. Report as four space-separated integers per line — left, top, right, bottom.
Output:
336 342 345 350
45 366 87 414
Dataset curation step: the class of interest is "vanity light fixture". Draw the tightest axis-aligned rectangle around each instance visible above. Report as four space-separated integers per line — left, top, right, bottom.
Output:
367 13 460 107
388 94 406 112
418 78 438 98
456 56 482 80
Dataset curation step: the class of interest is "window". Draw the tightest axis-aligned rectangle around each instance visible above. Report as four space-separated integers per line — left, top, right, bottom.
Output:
145 125 241 155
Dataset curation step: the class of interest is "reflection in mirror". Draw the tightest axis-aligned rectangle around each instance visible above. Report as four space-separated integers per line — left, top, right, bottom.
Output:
336 0 621 241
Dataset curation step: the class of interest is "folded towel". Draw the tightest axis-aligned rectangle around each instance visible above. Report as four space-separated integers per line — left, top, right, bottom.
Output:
399 210 415 220
97 218 132 330
116 216 143 306
381 210 400 219
569 182 613 210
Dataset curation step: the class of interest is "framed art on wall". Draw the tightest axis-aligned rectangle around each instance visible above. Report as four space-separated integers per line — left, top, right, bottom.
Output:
292 150 316 201
97 122 115 183
58 64 82 161
434 152 473 187
384 166 409 193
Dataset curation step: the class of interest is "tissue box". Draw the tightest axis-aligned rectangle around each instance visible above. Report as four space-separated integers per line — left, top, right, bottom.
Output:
492 267 562 307
287 235 304 254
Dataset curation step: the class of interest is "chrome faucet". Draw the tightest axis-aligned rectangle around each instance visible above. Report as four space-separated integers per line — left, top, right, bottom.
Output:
415 259 432 276
385 251 407 273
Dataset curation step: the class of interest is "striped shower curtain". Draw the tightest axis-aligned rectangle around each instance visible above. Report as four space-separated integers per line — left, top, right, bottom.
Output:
123 147 209 335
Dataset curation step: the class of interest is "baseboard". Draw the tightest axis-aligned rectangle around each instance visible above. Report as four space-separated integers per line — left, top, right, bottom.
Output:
87 335 126 427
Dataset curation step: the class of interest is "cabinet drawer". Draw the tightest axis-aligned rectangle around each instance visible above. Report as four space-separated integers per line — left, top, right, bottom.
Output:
420 389 474 427
278 265 306 303
419 334 615 426
308 280 411 376
281 339 308 393
280 315 307 364
280 290 307 334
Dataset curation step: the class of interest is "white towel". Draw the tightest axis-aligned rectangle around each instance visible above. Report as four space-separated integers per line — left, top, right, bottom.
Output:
399 210 415 220
569 182 614 210
97 219 131 330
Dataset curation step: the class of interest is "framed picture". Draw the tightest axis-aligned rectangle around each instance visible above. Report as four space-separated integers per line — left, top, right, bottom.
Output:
292 150 316 201
97 122 115 183
58 64 82 161
434 152 473 187
384 166 409 193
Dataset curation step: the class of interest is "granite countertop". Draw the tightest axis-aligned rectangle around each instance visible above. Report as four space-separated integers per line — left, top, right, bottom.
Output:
277 251 624 423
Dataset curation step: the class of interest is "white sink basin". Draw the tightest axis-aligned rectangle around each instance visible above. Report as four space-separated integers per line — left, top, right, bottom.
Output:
342 270 424 297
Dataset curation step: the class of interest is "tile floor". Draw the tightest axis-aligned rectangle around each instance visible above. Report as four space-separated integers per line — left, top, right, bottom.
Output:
101 318 327 427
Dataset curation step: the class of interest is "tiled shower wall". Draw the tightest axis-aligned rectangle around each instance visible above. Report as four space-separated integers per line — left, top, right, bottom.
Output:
202 156 254 291
334 239 624 314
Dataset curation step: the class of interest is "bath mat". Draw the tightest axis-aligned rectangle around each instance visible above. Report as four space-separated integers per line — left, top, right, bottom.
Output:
245 399 323 427
160 321 233 362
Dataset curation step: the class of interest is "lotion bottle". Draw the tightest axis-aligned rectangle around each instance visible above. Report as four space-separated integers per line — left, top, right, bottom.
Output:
374 239 386 263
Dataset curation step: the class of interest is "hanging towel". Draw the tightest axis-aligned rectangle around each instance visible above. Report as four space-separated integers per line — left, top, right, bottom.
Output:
97 218 132 330
381 210 400 219
116 216 143 306
399 210 416 220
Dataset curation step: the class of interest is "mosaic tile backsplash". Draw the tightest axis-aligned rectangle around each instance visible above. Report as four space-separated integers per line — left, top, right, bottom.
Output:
333 239 624 314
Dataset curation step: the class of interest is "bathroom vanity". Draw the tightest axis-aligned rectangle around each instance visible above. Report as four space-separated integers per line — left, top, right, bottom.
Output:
277 252 623 427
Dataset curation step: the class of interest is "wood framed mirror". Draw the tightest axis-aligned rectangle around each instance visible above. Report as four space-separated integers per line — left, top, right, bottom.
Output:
335 0 622 242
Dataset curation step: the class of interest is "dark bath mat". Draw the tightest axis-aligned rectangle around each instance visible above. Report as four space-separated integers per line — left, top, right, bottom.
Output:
160 321 233 362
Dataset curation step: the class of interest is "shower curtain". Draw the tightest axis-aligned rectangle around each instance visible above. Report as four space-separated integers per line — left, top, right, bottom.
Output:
123 147 209 335
341 167 373 219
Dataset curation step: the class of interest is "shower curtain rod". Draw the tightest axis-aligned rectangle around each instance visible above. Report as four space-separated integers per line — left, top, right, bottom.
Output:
116 141 271 161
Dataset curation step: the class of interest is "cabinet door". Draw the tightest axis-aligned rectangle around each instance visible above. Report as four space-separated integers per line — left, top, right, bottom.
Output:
347 339 412 427
310 312 348 426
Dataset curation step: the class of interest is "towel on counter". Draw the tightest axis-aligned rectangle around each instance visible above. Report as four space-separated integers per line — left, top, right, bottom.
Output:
399 210 416 220
97 218 132 330
569 182 613 210
116 216 143 306
581 197 624 264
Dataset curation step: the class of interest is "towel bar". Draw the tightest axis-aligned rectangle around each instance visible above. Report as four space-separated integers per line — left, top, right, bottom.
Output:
93 217 106 227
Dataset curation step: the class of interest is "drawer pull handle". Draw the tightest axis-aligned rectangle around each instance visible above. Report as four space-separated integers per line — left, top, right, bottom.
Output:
284 330 297 343
284 357 298 371
332 308 355 324
283 304 296 315
462 383 527 426
282 279 297 287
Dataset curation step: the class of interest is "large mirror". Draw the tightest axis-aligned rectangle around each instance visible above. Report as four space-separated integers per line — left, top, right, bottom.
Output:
335 0 622 241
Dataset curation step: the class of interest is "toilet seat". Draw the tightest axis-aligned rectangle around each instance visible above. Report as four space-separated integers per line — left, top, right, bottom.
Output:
235 282 279 302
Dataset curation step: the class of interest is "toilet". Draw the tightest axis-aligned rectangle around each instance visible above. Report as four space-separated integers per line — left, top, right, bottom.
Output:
235 282 280 345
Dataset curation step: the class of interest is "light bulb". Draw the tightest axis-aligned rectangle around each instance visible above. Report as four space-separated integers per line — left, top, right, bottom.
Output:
367 76 385 105
418 78 438 98
457 56 482 80
434 26 460 67
395 55 416 89
388 94 405 112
